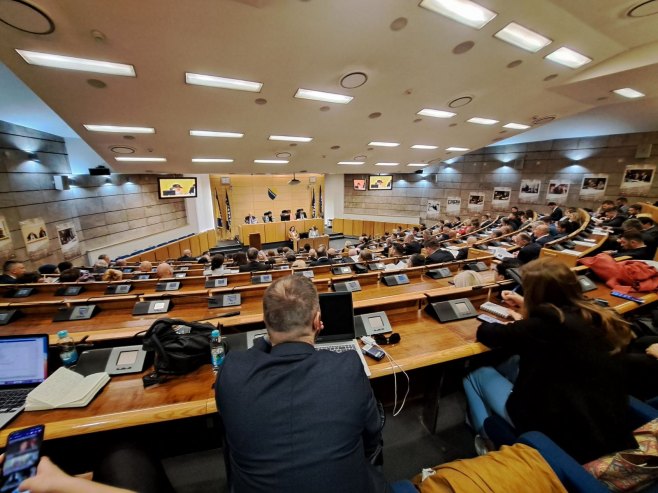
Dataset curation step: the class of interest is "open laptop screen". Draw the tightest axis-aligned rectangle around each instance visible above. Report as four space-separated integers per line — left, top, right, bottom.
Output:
0 335 48 387
316 292 355 343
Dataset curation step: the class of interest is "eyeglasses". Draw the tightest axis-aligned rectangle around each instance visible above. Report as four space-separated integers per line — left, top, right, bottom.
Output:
374 333 401 345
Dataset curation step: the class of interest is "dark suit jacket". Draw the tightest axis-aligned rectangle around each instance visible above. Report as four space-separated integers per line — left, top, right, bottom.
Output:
426 249 454 265
216 339 388 493
403 241 422 255
613 247 652 261
549 207 563 222
600 215 627 235
517 242 541 264
309 256 332 267
295 211 307 219
239 261 269 272
534 235 553 246
0 274 17 284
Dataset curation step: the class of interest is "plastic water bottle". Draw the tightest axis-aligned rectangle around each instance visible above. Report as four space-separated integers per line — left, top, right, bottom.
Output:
57 330 78 367
210 329 224 371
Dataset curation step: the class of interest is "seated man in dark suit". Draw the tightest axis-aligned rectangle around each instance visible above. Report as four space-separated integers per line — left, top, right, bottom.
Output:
514 232 541 264
309 245 332 266
245 214 258 224
532 223 553 246
598 208 627 235
262 211 274 223
280 210 291 221
612 231 652 260
239 247 269 272
639 216 658 259
547 201 563 222
177 249 195 261
0 260 26 284
215 275 389 493
424 237 454 265
295 209 307 219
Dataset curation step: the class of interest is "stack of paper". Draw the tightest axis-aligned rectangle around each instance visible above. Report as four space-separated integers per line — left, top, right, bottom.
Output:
26 367 110 411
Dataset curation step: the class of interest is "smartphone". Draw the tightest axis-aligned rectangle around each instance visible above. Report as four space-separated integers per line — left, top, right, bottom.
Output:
1 424 44 493
477 313 501 324
362 344 385 361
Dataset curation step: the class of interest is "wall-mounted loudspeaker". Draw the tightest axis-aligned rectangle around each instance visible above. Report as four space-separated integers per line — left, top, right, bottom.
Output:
636 144 652 159
53 175 70 190
513 158 525 170
89 166 111 176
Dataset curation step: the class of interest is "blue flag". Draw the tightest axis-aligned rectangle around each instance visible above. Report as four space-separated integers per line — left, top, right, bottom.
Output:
268 188 277 200
225 190 232 231
215 188 223 228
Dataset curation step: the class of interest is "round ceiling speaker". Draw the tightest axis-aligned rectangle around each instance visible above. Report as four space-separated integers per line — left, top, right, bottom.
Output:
110 146 135 154
0 0 54 34
628 0 658 17
340 72 368 89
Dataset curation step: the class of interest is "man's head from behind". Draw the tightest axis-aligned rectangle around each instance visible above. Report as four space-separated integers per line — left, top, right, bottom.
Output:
263 276 320 344
619 231 645 251
156 262 174 278
247 247 259 261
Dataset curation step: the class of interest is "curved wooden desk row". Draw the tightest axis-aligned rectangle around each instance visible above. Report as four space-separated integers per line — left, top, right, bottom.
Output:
2 263 656 444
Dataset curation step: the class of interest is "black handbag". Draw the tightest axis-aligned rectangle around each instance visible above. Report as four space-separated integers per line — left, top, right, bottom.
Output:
141 318 216 376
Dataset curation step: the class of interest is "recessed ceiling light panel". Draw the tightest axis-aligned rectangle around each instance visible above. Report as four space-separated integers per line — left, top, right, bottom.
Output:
375 162 400 166
417 108 456 118
494 22 552 53
115 157 166 162
254 159 289 164
419 0 497 29
189 130 244 138
612 87 645 98
369 141 400 147
407 163 428 167
192 158 234 163
411 144 438 149
16 50 135 76
467 117 499 125
446 146 469 151
268 135 313 142
338 161 365 165
294 88 353 104
545 47 592 69
84 125 155 133
503 122 531 129
185 73 262 92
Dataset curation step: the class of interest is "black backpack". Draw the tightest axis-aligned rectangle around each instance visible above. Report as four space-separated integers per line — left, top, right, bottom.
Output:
141 318 216 376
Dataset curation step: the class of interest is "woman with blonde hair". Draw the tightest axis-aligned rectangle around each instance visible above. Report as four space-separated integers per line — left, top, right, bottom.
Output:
464 257 635 462
102 269 123 282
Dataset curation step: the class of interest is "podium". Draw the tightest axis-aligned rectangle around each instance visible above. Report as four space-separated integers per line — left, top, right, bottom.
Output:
249 233 262 250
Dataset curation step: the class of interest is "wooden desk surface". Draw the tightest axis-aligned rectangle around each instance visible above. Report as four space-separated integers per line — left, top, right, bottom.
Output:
0 365 216 444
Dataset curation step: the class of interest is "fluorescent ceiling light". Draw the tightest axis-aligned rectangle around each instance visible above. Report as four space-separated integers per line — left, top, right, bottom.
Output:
192 158 234 163
338 161 365 165
446 147 469 151
418 108 456 118
375 162 399 166
612 88 645 99
16 50 136 76
407 163 428 167
84 125 154 133
268 135 313 142
185 72 262 92
254 159 289 164
115 157 166 162
411 144 438 149
419 0 497 29
503 122 531 130
468 117 499 125
189 130 244 138
294 88 353 104
369 141 400 147
494 22 552 53
545 47 592 69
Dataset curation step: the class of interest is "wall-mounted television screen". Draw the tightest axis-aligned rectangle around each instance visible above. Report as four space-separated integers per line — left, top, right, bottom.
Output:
368 175 392 190
158 177 197 198
353 179 366 191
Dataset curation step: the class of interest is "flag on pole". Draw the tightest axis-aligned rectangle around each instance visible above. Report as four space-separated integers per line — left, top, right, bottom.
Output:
319 185 323 218
215 188 223 228
267 188 277 200
311 188 316 218
225 190 232 231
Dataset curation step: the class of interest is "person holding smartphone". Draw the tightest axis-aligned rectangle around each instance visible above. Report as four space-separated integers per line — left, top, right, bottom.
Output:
463 257 636 463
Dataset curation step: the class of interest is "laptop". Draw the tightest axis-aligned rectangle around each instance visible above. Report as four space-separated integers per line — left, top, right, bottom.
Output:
0 334 49 429
315 292 371 376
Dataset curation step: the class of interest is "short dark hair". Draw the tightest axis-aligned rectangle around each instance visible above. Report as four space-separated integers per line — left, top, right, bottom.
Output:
639 216 655 226
247 247 259 261
617 197 628 204
622 218 642 232
621 230 643 243
58 261 73 272
211 254 225 270
409 253 425 267
629 203 643 212
547 202 556 206
424 238 439 250
2 260 22 273
263 276 319 335
59 268 81 282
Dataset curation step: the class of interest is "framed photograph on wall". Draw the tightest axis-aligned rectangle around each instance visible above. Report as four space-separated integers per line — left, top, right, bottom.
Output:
368 175 393 190
353 179 366 191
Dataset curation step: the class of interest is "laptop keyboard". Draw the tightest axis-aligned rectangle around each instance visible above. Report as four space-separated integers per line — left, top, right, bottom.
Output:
316 343 356 354
0 388 30 412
